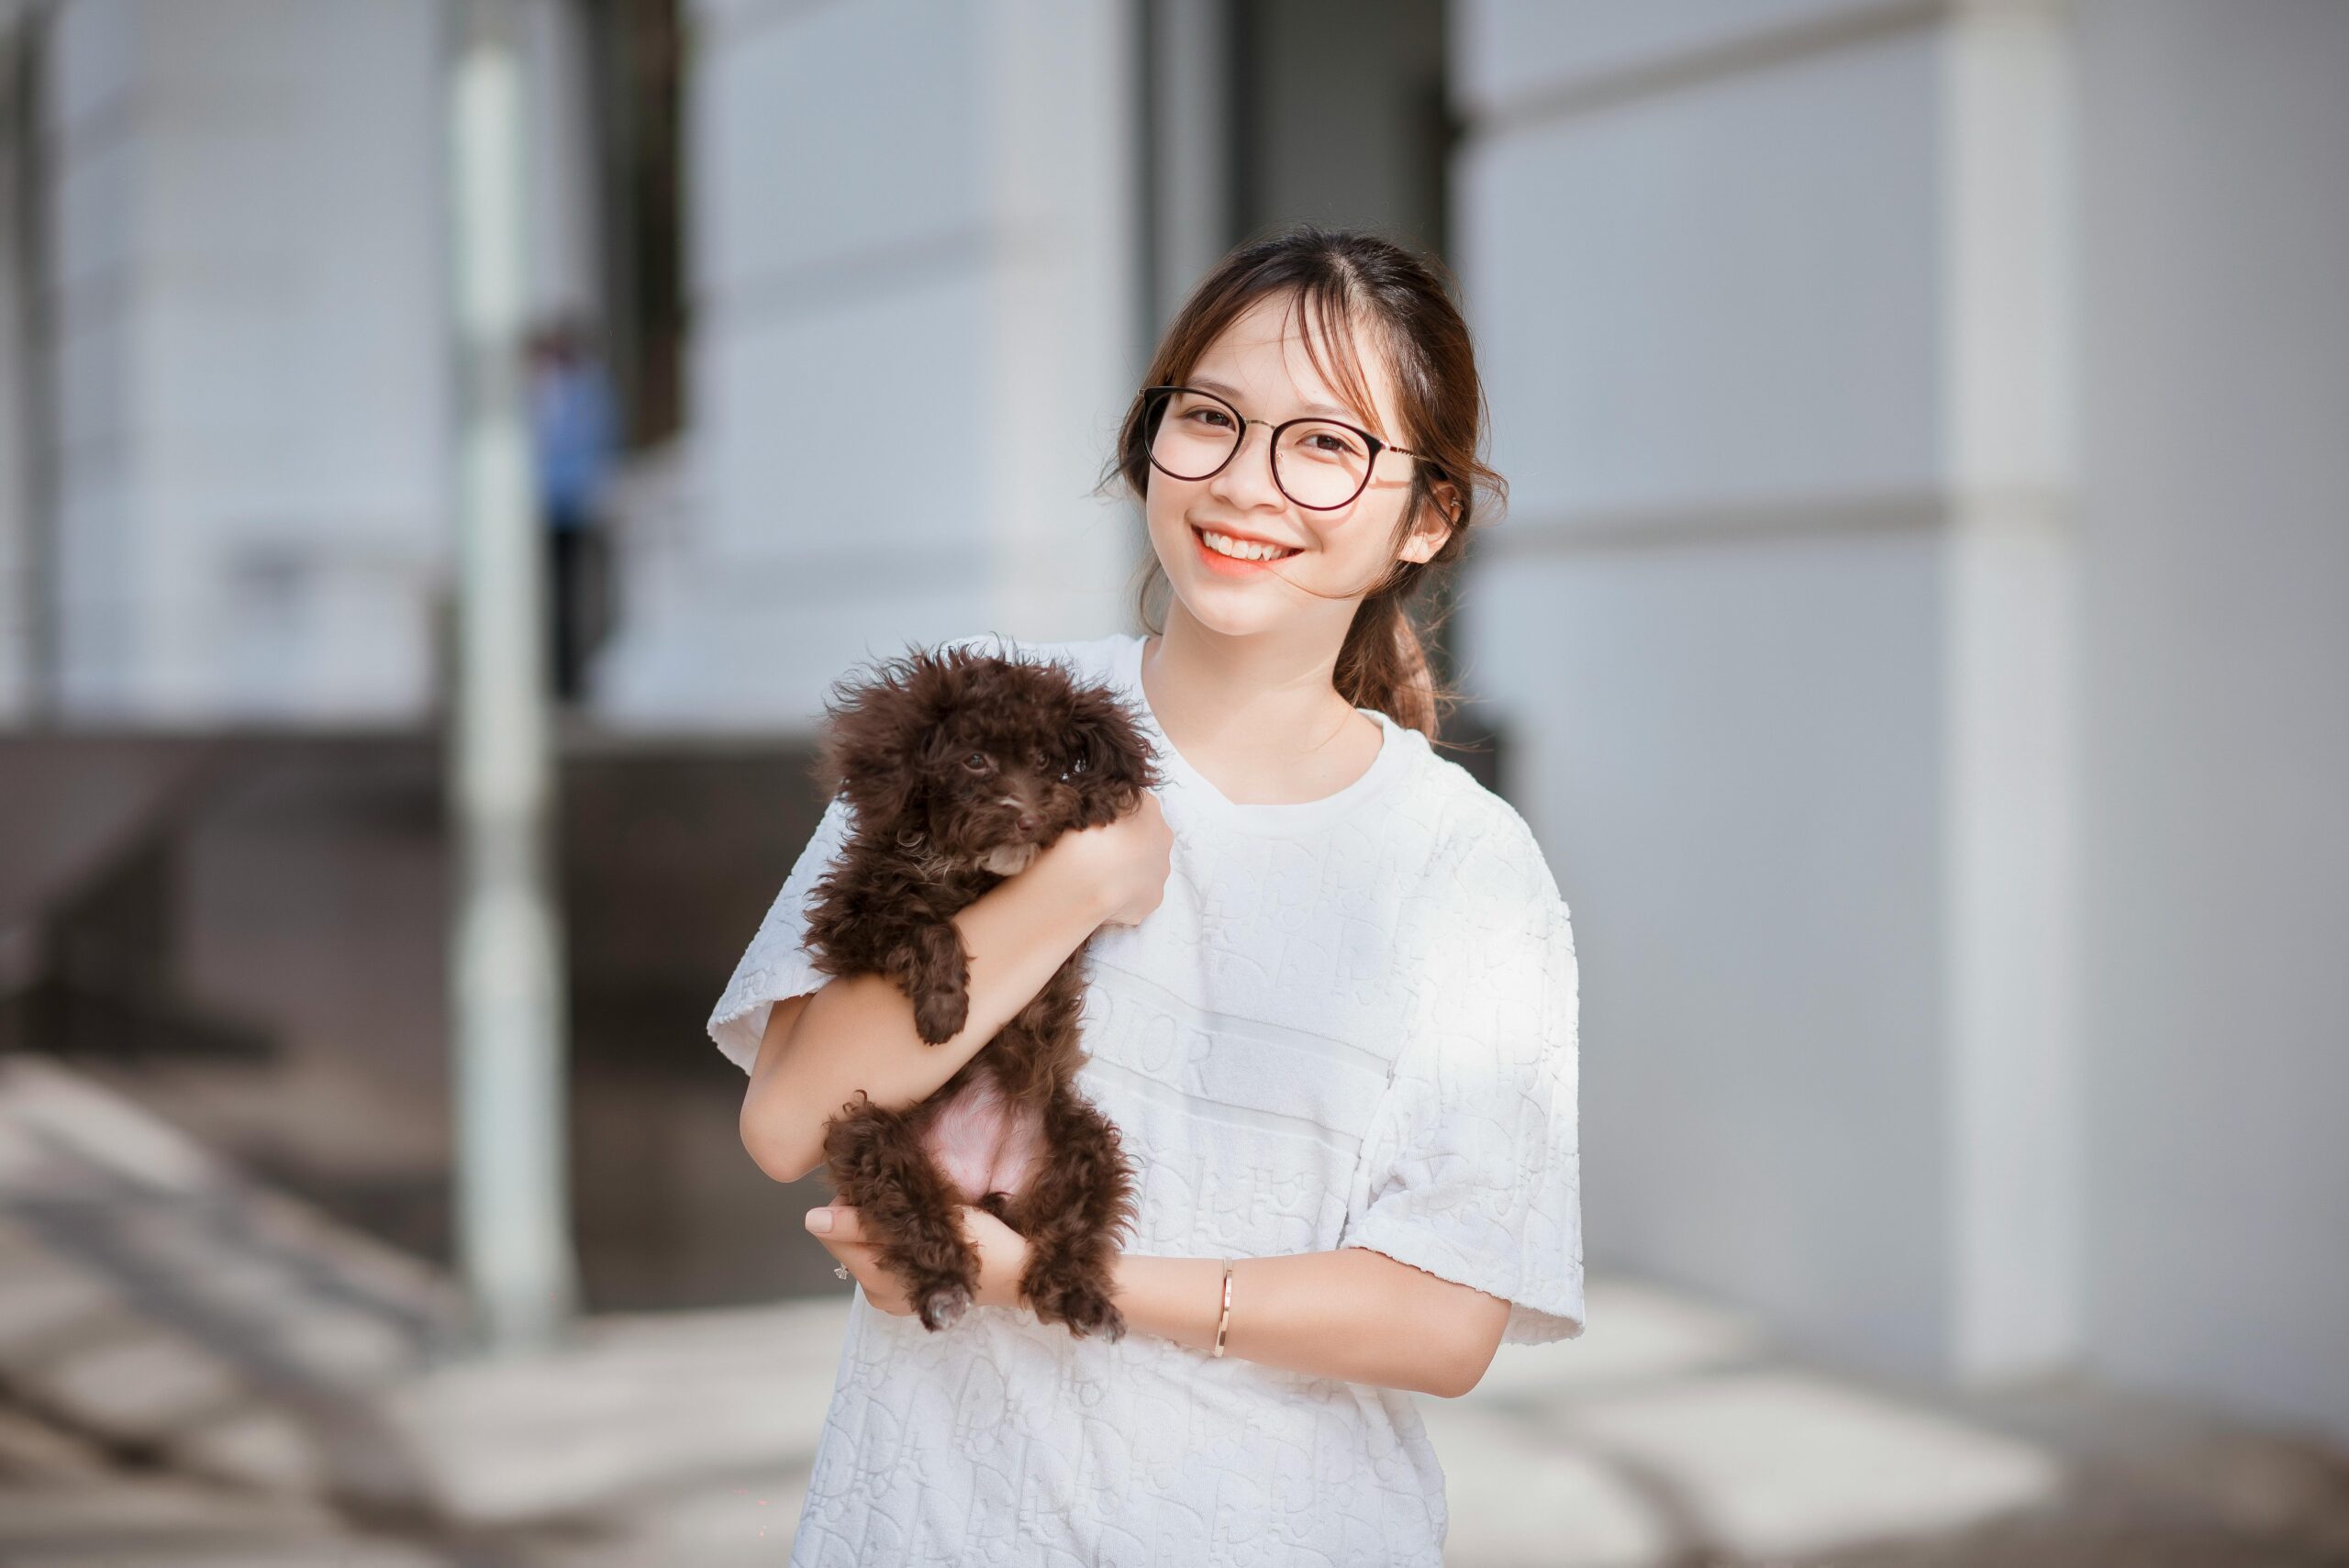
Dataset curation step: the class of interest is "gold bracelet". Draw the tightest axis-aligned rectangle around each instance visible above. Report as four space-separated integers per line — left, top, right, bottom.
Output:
1212 1259 1233 1358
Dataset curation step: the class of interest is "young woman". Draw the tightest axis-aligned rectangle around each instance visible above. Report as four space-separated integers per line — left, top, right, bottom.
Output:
713 226 1582 1566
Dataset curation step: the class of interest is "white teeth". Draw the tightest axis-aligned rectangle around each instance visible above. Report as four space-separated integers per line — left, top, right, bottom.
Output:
1200 528 1297 562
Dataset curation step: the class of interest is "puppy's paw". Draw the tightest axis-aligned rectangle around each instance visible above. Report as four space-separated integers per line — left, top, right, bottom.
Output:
1057 1282 1127 1343
911 985 970 1046
916 1279 974 1332
1028 1268 1126 1342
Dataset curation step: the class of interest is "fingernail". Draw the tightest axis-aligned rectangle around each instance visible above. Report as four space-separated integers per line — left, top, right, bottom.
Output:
805 1208 833 1234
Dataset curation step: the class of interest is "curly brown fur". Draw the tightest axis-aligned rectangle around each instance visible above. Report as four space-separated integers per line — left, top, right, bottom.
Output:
804 643 1159 1338
1003 1082 1140 1338
819 1092 985 1331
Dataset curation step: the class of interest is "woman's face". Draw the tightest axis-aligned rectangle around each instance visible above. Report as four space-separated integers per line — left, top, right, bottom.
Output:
1142 295 1451 646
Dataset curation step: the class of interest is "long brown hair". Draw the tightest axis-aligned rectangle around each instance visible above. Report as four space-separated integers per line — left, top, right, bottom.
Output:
1094 224 1507 741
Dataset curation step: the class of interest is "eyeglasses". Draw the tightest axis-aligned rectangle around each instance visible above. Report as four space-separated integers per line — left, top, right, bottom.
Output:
1136 384 1432 512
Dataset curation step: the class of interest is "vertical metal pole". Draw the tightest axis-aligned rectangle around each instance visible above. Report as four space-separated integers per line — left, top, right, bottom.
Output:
446 0 577 1351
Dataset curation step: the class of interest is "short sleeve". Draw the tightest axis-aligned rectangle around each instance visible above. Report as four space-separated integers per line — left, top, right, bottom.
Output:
707 791 856 1073
1341 824 1585 1345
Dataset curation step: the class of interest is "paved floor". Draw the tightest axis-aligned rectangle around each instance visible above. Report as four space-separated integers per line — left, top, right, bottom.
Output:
3 1056 2345 1567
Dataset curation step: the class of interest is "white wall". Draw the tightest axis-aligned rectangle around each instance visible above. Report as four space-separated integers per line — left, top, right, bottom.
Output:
17 0 1140 732
36 0 451 722
1456 4 1953 1370
1473 529 1959 1371
593 0 1143 730
2074 0 2349 1443
1457 0 2349 1441
1453 0 2082 1385
22 0 598 727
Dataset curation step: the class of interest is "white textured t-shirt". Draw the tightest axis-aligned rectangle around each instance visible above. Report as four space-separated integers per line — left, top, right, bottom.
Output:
708 631 1584 1567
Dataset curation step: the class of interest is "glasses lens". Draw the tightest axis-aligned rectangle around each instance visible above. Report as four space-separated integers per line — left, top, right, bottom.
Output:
1145 388 1240 481
1274 420 1374 509
1140 388 1375 508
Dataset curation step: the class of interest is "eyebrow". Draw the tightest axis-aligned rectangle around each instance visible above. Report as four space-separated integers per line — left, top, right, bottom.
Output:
1188 377 1373 428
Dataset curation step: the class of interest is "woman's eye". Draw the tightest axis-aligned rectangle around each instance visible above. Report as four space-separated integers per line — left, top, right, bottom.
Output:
1307 430 1363 459
1186 408 1233 429
963 751 990 773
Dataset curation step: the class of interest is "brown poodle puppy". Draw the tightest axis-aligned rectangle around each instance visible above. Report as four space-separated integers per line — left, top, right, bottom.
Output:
804 643 1160 1339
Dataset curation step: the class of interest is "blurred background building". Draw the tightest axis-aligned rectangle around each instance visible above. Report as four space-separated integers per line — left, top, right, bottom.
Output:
0 0 2343 1562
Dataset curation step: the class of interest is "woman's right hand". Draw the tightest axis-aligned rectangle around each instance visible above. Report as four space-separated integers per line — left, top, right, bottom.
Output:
1055 787 1173 929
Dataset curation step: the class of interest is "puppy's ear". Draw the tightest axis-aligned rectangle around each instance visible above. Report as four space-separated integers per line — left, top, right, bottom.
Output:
819 649 952 839
1067 682 1161 823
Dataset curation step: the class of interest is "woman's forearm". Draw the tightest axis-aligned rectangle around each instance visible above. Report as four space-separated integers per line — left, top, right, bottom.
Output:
741 843 1110 1182
1108 1247 1498 1398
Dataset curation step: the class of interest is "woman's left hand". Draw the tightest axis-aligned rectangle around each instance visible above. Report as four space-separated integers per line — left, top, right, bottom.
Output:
806 1202 1033 1318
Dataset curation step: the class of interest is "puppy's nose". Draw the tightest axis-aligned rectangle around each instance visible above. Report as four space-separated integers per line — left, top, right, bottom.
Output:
1015 812 1041 836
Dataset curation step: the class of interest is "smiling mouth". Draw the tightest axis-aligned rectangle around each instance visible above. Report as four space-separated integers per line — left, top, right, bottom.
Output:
1191 524 1301 567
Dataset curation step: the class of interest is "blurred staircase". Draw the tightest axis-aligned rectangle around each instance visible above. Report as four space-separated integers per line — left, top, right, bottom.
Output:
0 736 275 1064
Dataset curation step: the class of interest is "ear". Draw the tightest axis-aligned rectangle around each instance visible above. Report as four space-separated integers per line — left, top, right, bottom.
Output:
818 651 949 839
1397 481 1459 565
1066 681 1160 822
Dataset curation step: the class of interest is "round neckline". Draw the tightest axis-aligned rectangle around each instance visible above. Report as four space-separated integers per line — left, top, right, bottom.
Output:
1115 633 1415 831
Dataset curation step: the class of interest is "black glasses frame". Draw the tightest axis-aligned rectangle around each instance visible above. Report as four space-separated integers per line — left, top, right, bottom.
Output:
1136 384 1433 512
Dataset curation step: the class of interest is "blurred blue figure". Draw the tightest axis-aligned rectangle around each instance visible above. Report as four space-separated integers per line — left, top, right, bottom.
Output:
529 317 618 704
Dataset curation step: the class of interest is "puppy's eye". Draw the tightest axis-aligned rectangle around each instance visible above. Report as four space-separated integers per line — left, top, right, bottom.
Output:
963 751 991 773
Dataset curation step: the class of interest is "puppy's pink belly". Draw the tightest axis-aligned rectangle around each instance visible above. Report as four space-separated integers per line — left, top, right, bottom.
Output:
922 1074 1045 1206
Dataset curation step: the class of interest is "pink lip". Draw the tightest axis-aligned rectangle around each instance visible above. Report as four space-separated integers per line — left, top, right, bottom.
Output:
1189 523 1300 577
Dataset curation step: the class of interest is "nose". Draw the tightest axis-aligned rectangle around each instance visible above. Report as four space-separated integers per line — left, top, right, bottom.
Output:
1015 811 1041 836
1207 418 1286 512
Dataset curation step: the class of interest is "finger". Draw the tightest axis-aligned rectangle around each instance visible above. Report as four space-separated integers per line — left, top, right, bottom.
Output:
838 1251 914 1317
807 1227 903 1306
807 1209 918 1317
812 1237 881 1271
